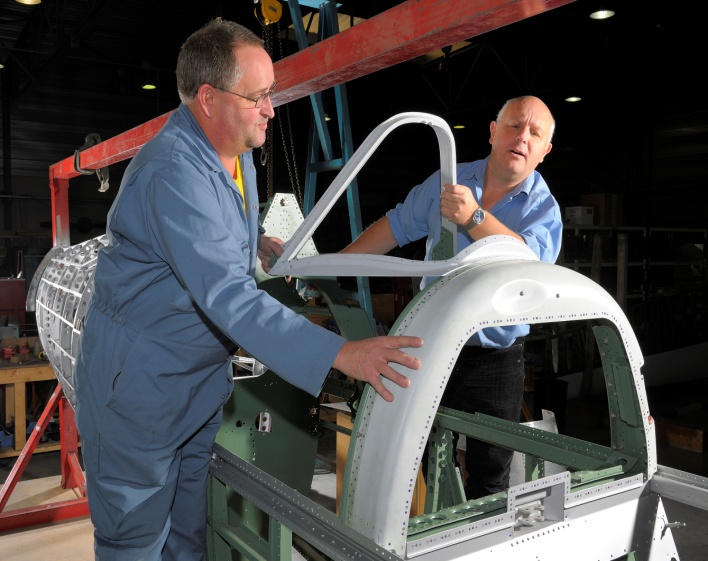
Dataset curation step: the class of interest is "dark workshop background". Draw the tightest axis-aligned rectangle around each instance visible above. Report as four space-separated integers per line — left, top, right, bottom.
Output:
0 0 705 359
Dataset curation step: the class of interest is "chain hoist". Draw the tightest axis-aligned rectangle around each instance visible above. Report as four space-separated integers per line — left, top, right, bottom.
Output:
258 2 303 209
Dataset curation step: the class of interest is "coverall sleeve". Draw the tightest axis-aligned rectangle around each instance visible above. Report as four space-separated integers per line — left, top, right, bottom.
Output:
144 168 343 396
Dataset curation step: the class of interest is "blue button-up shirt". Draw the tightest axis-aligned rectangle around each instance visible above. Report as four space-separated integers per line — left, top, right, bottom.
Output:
386 158 563 348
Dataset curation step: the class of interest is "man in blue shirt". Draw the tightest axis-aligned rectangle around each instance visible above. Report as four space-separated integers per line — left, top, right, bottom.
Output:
75 19 423 560
343 95 562 499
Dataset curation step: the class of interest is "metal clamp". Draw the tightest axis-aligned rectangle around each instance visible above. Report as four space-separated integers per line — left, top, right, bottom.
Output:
74 133 110 192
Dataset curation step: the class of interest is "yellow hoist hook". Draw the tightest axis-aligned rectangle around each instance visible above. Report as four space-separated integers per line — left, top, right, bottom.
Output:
255 0 282 26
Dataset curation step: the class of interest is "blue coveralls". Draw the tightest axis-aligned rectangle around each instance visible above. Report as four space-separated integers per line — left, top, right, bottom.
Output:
75 104 344 560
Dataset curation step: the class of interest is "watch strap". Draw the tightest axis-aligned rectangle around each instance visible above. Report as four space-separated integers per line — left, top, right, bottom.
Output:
462 207 485 230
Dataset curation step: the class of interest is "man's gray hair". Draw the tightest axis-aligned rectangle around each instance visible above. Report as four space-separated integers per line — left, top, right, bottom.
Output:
176 19 264 105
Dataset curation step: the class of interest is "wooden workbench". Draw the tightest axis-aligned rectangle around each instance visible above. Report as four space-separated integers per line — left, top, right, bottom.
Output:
0 361 59 458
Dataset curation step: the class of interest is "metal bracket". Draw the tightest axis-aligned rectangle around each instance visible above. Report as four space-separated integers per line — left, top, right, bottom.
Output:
74 133 110 192
232 354 268 377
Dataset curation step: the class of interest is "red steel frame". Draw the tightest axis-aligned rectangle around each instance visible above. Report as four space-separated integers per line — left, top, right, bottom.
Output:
48 0 572 247
10 0 574 532
0 385 88 531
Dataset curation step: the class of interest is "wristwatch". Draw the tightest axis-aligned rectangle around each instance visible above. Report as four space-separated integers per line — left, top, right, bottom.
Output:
462 207 486 230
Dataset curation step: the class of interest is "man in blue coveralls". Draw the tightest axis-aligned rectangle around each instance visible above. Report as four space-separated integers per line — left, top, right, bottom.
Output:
74 19 423 560
343 95 562 499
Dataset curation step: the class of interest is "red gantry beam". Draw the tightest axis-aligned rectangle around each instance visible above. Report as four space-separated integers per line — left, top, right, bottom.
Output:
272 0 575 105
48 0 574 245
52 0 573 180
49 112 173 246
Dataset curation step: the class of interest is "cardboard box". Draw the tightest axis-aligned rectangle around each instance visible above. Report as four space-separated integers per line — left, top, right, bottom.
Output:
565 206 594 226
0 279 25 310
580 193 624 226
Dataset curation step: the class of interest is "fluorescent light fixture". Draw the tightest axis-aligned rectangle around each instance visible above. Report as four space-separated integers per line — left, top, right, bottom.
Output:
565 96 582 103
453 123 465 129
590 9 615 20
15 0 42 4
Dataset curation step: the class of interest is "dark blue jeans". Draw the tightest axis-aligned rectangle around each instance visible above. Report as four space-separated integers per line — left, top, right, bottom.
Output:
441 339 525 499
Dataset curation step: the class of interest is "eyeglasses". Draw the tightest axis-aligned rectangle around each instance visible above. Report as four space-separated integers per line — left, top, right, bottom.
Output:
211 83 276 108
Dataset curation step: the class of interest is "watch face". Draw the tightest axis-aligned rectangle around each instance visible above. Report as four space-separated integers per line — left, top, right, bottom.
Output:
473 208 485 224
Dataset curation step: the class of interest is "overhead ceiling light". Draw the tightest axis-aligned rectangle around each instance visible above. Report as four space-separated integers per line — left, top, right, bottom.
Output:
141 61 157 90
589 9 615 20
0 63 4 70
15 0 42 5
565 96 582 103
453 123 465 129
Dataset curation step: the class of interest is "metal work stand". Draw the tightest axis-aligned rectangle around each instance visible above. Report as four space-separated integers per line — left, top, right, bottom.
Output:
0 384 89 531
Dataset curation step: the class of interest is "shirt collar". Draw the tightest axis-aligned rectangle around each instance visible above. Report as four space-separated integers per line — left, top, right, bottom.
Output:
175 103 225 174
175 104 251 195
462 156 533 200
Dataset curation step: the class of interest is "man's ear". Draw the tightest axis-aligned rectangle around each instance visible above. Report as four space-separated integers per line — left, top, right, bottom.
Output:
539 142 552 163
488 121 497 145
197 84 216 118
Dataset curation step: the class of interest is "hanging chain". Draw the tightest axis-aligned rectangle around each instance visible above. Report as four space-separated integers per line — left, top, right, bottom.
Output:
260 19 303 210
277 24 303 209
261 19 275 199
276 105 303 210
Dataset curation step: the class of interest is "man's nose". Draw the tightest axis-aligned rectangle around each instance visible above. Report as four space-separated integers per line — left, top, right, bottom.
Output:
261 95 275 118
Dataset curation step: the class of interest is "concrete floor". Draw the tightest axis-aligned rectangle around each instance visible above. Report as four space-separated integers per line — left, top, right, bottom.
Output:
2 404 708 561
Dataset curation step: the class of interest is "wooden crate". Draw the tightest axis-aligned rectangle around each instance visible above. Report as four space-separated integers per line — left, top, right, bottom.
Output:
655 419 705 453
